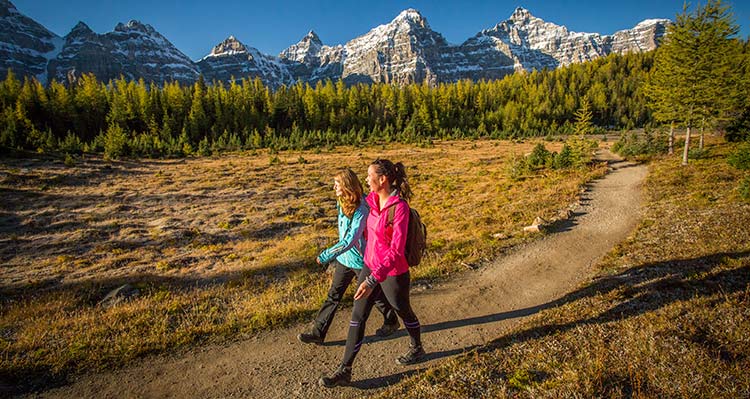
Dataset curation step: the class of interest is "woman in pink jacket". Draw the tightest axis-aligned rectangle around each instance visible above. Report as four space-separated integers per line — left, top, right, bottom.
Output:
319 159 425 388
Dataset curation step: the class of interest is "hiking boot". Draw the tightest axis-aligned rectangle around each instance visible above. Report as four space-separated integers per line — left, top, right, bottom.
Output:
375 320 400 337
395 345 425 365
297 332 323 345
318 365 352 388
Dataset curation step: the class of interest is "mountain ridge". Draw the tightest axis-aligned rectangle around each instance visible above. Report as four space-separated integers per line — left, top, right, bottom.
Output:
0 1 670 86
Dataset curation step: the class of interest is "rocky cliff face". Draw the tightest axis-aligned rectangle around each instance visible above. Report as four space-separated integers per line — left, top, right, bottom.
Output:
197 36 292 87
606 19 669 55
278 31 344 84
48 20 199 85
280 30 323 66
2 2 670 87
0 0 63 82
445 7 669 82
339 9 448 85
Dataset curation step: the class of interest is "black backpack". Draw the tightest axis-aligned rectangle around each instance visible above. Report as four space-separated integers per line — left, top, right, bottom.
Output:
387 204 427 266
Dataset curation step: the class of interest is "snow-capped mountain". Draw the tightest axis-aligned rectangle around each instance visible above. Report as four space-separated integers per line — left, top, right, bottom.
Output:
605 19 669 54
276 7 668 85
339 9 448 85
0 0 63 83
197 36 292 87
48 19 199 85
280 30 323 65
2 1 670 87
443 7 670 81
278 31 344 83
279 31 344 83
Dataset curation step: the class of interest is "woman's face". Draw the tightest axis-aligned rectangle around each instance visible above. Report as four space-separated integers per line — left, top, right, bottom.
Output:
366 165 385 193
333 178 343 197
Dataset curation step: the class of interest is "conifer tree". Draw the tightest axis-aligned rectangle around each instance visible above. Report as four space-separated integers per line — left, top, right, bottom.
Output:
647 0 741 165
568 96 594 166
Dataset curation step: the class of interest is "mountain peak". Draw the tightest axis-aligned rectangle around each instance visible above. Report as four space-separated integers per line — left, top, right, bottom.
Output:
393 8 428 28
304 30 322 44
209 35 248 56
279 30 325 64
510 7 533 23
114 20 156 35
634 18 671 28
68 21 94 37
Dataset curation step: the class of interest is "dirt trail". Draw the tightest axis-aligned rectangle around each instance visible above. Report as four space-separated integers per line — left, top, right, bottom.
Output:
32 149 646 399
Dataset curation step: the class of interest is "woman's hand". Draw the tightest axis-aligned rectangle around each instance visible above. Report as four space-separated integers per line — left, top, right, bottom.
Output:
354 281 373 300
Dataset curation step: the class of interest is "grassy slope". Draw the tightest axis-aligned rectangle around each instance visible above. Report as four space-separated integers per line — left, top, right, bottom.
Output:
376 139 750 398
0 139 605 389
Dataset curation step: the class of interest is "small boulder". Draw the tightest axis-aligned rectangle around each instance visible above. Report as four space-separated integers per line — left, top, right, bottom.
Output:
523 224 542 233
533 216 548 226
523 216 548 233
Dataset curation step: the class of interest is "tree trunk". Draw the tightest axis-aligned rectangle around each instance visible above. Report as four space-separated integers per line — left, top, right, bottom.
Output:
699 118 705 151
682 125 691 166
668 121 674 155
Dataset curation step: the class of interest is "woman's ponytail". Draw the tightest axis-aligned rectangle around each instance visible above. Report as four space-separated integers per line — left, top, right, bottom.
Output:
393 162 412 201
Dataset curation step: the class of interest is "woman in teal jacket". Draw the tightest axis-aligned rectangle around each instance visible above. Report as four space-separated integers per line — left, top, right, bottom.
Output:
298 168 399 344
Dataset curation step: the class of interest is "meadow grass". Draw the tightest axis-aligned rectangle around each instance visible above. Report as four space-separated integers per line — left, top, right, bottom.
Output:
0 139 604 388
376 137 750 398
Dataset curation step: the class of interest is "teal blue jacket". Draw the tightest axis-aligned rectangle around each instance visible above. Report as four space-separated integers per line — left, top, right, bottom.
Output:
317 199 368 269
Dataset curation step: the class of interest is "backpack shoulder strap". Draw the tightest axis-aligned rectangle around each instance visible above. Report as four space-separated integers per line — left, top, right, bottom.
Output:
387 204 396 226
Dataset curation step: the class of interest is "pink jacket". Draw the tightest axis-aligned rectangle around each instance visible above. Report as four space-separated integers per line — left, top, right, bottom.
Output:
364 191 410 282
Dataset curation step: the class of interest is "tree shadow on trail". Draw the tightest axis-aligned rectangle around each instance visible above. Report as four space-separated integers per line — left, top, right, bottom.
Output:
350 369 421 390
348 346 484 390
338 251 750 390
456 250 749 358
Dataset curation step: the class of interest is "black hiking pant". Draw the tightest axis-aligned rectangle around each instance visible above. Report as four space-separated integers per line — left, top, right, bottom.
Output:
311 260 398 339
341 264 422 367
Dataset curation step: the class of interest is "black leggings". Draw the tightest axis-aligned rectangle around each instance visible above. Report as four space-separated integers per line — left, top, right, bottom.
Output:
311 260 397 339
341 264 422 367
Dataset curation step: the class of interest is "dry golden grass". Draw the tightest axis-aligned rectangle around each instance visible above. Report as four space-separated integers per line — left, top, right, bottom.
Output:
0 139 604 388
376 137 750 398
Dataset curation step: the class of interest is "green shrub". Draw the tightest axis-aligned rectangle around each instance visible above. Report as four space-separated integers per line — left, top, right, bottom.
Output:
727 143 750 170
612 131 666 157
527 143 551 169
565 127 598 167
725 110 750 142
688 147 709 160
64 153 76 167
552 144 573 169
508 156 531 181
59 131 83 154
103 124 129 160
197 136 211 156
739 175 750 201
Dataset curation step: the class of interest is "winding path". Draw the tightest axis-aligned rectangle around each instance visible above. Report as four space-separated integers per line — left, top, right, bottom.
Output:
33 149 647 399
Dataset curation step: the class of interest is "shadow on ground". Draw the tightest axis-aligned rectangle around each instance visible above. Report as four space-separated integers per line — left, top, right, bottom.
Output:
4 245 747 395
338 251 750 391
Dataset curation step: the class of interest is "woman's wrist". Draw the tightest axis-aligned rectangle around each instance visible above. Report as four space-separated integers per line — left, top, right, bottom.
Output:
365 275 378 288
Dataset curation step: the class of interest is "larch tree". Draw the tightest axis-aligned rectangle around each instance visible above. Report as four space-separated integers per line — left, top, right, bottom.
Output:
646 0 741 164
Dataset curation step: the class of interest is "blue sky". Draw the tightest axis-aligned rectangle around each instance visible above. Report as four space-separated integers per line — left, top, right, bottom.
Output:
12 0 750 61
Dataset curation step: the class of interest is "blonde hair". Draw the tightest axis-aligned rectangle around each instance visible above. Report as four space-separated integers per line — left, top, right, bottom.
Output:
335 168 363 218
